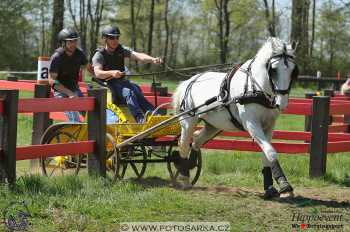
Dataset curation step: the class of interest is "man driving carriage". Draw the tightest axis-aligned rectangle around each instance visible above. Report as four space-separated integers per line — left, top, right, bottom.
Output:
49 28 88 122
92 25 162 123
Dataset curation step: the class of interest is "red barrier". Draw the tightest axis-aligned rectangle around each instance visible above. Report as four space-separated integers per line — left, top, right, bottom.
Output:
329 103 350 115
328 124 349 133
18 97 95 113
202 139 309 154
145 96 173 108
283 102 312 115
327 141 350 153
219 130 311 141
16 141 95 161
0 80 35 91
332 115 344 123
289 98 312 103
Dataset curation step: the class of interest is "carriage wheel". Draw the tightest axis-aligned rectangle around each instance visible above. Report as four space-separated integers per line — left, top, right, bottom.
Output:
114 145 147 180
167 147 202 186
40 131 83 177
105 133 117 172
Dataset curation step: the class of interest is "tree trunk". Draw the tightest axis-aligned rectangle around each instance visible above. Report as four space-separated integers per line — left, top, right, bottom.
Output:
215 0 230 64
51 0 64 53
88 0 104 56
146 0 155 69
130 0 138 70
40 2 46 55
310 0 316 58
163 0 169 69
291 0 310 74
263 0 276 36
147 0 155 55
223 0 230 64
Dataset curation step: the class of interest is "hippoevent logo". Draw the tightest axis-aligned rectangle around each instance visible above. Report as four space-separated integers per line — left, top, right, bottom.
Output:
291 210 345 230
2 201 31 231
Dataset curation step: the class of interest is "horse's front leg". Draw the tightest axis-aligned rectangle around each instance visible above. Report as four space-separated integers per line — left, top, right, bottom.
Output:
244 120 294 198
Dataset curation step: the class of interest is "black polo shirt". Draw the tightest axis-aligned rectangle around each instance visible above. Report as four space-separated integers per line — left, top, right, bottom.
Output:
49 47 88 91
92 45 133 73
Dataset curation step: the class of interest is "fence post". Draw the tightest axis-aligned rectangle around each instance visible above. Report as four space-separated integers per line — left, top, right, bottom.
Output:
31 84 51 173
0 90 19 184
87 88 107 177
157 86 168 115
304 92 317 132
309 96 330 178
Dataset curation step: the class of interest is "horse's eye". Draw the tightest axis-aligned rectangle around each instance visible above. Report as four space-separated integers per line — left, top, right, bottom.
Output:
269 68 277 78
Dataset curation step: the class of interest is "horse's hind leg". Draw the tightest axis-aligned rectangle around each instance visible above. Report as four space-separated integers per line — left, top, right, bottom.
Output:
192 122 221 151
178 116 197 159
175 116 198 189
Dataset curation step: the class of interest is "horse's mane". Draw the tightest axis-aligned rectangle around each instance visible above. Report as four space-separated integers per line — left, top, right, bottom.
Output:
255 37 294 63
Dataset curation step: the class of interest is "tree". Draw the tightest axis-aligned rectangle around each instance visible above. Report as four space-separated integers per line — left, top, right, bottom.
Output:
310 0 316 57
263 0 276 36
87 0 104 56
215 0 231 64
163 0 169 68
51 0 64 53
291 0 310 73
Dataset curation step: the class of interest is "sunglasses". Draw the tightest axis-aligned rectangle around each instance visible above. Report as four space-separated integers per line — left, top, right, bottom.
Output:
107 36 120 40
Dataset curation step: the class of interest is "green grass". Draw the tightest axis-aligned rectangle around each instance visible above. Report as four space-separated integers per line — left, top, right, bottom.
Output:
1 85 349 231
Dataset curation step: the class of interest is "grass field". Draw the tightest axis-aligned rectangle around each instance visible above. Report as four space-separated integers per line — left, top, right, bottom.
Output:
1 82 349 231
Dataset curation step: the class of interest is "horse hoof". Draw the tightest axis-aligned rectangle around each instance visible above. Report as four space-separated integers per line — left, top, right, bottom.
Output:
263 186 279 199
279 191 294 198
176 174 192 190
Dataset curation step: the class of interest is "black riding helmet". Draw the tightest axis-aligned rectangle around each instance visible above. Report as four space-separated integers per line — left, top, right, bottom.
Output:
101 26 121 38
58 28 79 43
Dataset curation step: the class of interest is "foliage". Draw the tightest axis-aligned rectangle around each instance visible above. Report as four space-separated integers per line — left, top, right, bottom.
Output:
0 0 350 78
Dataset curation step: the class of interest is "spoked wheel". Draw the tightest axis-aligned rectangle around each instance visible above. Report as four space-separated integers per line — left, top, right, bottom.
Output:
114 145 148 180
40 131 84 177
105 133 117 173
167 146 202 186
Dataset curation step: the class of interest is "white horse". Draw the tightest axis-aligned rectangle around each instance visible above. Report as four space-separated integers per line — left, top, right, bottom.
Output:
172 37 298 198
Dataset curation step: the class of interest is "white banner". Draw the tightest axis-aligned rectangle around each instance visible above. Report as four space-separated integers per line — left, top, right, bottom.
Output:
37 56 50 83
119 222 231 232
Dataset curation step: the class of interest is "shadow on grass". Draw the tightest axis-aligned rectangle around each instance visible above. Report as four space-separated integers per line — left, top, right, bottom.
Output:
191 186 261 198
129 176 172 188
268 195 350 209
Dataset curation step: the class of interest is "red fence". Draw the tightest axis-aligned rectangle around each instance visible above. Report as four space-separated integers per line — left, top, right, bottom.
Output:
0 86 107 184
1 79 350 183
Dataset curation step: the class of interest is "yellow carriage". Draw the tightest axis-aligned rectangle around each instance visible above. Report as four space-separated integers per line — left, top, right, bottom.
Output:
40 90 202 185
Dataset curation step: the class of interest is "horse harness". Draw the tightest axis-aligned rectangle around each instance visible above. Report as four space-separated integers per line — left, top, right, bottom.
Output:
179 52 299 131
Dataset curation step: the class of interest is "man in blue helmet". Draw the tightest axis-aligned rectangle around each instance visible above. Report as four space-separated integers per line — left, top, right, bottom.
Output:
49 28 88 122
92 25 162 123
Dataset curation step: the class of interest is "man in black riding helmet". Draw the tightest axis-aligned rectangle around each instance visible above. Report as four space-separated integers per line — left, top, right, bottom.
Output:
92 25 162 123
49 28 88 122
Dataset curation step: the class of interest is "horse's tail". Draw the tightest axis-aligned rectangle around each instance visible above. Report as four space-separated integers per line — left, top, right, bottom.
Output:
172 73 203 113
172 81 186 113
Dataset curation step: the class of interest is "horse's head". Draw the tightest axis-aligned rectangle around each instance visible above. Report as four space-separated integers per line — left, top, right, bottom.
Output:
258 38 299 110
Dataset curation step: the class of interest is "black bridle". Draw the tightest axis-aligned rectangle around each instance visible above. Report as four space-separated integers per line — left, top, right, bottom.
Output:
266 52 299 95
